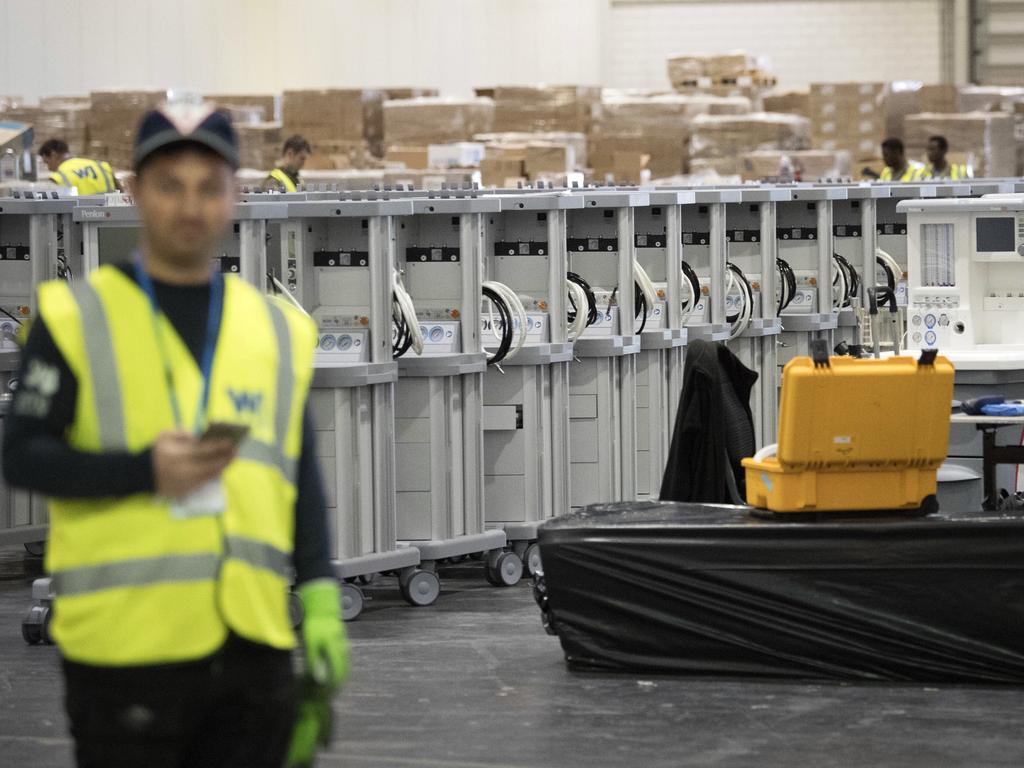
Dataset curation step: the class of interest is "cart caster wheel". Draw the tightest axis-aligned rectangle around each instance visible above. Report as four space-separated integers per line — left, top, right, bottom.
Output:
400 570 440 607
341 583 364 621
21 620 41 645
41 607 54 645
21 604 48 645
485 551 523 587
919 494 939 516
357 574 375 586
523 543 542 577
287 590 304 629
24 541 45 557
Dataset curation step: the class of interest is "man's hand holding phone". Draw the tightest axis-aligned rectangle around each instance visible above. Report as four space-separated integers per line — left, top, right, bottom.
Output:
153 423 248 500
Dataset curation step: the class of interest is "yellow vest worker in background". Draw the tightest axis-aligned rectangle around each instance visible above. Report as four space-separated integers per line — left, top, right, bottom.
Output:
264 134 312 192
3 102 347 768
39 138 120 194
924 134 971 180
879 138 926 182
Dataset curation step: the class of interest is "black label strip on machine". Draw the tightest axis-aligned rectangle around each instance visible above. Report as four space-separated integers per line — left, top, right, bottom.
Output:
681 232 710 246
214 256 241 273
0 245 31 261
776 227 818 241
877 223 908 236
635 233 667 248
314 250 370 267
405 246 460 263
494 241 549 256
833 224 863 238
725 229 761 243
566 237 619 252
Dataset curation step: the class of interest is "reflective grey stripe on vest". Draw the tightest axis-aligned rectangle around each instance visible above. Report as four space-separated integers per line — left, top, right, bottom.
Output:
225 534 292 577
100 162 116 192
54 168 72 187
70 282 128 449
237 438 297 483
264 299 296 480
52 553 221 596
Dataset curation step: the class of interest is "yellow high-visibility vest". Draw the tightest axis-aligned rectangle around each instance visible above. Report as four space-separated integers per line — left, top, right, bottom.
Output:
880 162 926 182
267 168 299 193
924 163 971 180
49 157 117 195
38 265 316 666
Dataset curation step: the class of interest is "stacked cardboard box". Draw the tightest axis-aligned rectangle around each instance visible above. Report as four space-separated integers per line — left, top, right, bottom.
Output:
235 122 282 170
0 96 23 111
282 89 367 143
667 51 776 106
362 88 438 157
2 97 92 156
209 94 276 123
382 97 495 150
475 86 601 134
958 86 1024 113
89 90 166 169
885 82 959 140
809 83 889 164
690 113 811 176
740 149 852 181
385 146 430 170
589 94 751 179
479 143 528 187
904 112 1015 178
763 89 809 117
474 131 588 169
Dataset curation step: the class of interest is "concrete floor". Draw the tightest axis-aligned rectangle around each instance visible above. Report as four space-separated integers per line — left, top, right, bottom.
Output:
2 547 1024 768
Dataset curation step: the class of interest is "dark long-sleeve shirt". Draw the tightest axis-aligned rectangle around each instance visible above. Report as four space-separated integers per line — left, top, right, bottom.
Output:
1 263 333 584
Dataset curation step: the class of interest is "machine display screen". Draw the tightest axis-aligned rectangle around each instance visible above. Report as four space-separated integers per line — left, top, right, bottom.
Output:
976 217 1015 252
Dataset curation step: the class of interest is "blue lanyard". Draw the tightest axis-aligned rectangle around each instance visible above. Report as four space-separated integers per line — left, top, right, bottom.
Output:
134 256 224 433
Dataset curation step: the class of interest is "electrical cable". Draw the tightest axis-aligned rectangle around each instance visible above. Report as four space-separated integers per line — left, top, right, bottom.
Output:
566 279 589 342
775 257 796 315
566 271 598 327
392 270 424 357
481 284 513 365
482 280 528 363
680 260 701 322
725 262 753 340
0 306 23 326
266 272 312 318
876 247 901 293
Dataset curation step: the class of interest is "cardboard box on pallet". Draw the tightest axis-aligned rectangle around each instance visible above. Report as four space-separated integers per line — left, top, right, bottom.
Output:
385 146 430 170
524 142 576 179
480 155 526 187
89 89 166 168
209 94 277 123
235 122 282 170
904 112 1016 178
475 85 601 134
763 89 809 117
689 112 811 176
809 83 890 160
957 85 1024 114
363 88 439 157
740 149 852 181
282 89 369 143
885 82 959 140
383 97 495 149
3 100 92 157
474 131 588 168
590 93 751 179
667 51 755 83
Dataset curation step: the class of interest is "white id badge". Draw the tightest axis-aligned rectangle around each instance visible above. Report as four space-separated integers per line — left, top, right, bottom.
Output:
170 479 227 519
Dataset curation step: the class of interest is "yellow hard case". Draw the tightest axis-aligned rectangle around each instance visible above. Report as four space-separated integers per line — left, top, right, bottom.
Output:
743 353 955 513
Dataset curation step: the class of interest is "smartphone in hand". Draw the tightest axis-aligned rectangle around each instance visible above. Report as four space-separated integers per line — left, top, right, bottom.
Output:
200 421 250 446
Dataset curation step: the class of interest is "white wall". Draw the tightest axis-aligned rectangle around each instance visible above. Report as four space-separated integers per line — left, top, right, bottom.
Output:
0 0 607 101
606 0 950 91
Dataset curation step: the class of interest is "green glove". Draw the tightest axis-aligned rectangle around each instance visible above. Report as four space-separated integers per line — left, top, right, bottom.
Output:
297 578 349 691
286 679 333 768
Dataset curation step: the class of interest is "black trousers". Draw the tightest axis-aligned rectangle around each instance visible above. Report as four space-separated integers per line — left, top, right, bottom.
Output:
63 633 296 768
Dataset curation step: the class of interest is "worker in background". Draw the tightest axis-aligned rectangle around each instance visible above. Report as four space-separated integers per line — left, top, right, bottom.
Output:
264 134 312 192
879 138 926 182
924 135 971 180
3 102 347 768
39 138 120 194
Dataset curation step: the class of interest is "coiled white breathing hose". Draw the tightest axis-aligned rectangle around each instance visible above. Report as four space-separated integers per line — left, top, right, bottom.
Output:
392 269 424 356
482 280 529 361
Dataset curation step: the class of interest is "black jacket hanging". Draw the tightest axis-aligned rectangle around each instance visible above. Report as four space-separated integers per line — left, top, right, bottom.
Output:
659 340 759 503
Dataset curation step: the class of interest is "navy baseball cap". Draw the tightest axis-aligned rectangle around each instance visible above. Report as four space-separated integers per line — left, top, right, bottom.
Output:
133 99 239 171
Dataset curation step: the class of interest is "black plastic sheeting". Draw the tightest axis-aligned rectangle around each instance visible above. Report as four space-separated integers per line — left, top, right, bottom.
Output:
536 502 1024 683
